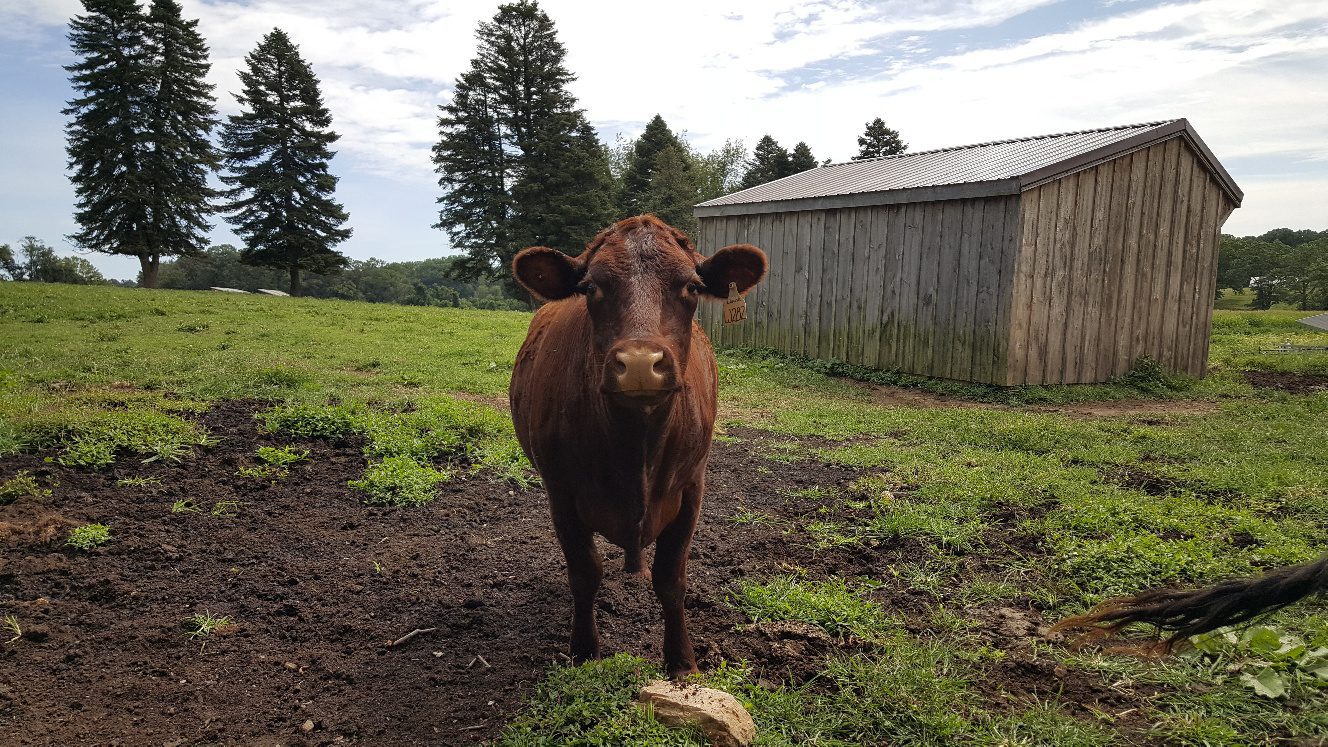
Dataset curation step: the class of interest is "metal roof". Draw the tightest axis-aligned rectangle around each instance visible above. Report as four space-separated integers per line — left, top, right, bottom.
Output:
695 119 1242 218
1301 312 1328 332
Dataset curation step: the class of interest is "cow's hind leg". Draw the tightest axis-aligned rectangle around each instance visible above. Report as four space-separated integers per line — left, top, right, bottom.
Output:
552 509 602 663
652 483 702 679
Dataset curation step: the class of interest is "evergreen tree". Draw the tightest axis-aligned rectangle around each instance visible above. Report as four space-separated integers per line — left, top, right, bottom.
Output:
739 135 791 189
619 114 687 215
788 141 817 173
644 144 702 234
140 0 218 271
434 0 612 293
432 68 510 282
220 29 351 296
64 0 219 288
64 0 155 282
510 116 617 257
853 117 907 160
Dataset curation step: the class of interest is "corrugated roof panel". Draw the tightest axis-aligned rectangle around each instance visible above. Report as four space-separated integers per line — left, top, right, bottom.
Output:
699 121 1174 207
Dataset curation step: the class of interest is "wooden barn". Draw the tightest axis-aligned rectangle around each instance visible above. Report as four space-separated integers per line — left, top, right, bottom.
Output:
693 119 1243 385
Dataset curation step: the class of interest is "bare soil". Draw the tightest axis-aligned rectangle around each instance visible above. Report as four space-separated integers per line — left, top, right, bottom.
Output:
2 402 1146 746
1243 370 1328 394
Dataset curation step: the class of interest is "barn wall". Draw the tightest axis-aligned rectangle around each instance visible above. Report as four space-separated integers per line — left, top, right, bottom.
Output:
697 194 1023 384
1003 135 1236 385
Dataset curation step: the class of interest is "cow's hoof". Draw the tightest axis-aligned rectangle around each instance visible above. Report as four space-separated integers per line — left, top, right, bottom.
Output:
569 643 601 664
666 663 700 680
626 568 653 584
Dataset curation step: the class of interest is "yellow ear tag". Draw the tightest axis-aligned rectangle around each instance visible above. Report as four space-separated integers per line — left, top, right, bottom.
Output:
722 282 747 325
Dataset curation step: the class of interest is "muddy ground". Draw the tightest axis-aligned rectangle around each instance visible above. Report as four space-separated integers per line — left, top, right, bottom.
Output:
1 402 1145 746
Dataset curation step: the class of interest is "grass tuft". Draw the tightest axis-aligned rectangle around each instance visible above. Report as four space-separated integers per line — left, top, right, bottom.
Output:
497 654 702 746
730 574 894 640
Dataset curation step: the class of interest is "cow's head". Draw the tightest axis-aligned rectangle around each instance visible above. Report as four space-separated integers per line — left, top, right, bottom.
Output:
513 215 766 408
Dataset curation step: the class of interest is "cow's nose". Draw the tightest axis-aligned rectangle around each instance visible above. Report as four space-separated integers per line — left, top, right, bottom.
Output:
615 346 667 392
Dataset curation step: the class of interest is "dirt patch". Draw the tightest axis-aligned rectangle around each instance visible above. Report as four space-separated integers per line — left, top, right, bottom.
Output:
0 402 1164 745
1243 370 1328 394
868 384 996 410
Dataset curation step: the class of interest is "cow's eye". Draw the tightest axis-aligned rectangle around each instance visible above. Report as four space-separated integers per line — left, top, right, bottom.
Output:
578 282 596 296
686 282 703 295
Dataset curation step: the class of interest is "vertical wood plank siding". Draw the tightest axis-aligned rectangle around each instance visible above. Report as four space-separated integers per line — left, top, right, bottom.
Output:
695 134 1230 384
1001 135 1228 383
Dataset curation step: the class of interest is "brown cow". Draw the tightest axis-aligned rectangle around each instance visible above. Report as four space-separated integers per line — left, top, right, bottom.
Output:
509 215 766 678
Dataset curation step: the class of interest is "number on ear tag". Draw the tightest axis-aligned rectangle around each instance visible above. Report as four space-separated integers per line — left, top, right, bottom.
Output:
722 282 747 325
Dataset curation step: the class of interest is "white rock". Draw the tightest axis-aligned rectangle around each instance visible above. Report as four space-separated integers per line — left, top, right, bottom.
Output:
638 680 755 747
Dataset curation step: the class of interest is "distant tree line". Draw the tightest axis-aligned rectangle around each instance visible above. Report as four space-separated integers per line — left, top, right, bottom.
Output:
153 245 523 309
1218 228 1328 310
0 237 107 285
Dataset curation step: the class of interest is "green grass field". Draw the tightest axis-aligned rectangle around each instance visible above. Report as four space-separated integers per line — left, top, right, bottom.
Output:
2 283 1326 745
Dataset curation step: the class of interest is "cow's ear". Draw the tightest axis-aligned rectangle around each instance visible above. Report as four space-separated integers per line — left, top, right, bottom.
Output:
513 246 584 301
698 243 767 298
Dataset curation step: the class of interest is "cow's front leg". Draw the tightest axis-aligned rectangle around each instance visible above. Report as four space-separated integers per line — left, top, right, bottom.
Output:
652 483 702 679
551 506 602 663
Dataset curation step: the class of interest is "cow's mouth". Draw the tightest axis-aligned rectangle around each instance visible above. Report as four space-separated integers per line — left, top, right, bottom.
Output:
607 388 676 407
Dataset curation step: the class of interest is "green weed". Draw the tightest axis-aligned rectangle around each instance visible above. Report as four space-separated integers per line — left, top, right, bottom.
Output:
184 610 233 638
236 464 286 480
211 500 241 517
170 499 200 514
66 523 111 550
256 445 309 467
349 456 449 506
115 475 161 488
3 614 20 644
0 470 50 504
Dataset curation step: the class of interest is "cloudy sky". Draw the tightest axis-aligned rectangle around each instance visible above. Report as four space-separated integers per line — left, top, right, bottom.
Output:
2 0 1325 280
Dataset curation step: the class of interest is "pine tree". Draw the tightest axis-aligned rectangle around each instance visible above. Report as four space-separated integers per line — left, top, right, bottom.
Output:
739 135 791 189
619 114 687 215
853 117 907 160
510 116 616 257
140 0 218 273
434 0 612 292
64 0 154 282
644 144 702 234
433 68 510 282
788 141 817 173
220 28 351 296
64 0 220 288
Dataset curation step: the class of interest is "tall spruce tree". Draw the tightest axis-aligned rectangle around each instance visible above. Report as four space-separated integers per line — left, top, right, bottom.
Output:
853 117 907 160
220 29 351 296
619 114 687 216
64 0 154 282
739 134 791 189
64 0 219 288
140 0 218 275
433 0 614 293
644 144 701 234
788 141 817 173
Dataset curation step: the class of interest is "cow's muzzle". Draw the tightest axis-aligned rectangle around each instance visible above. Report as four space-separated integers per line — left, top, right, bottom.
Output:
603 341 679 404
